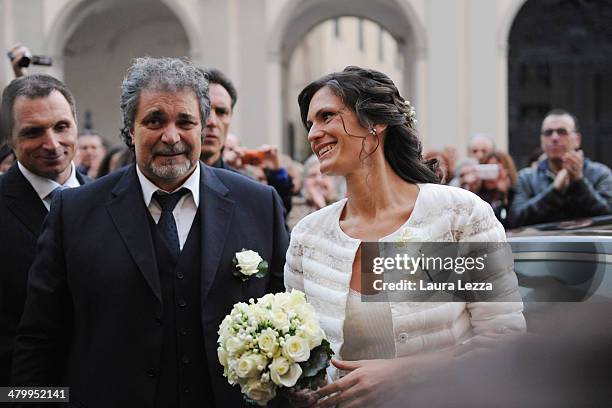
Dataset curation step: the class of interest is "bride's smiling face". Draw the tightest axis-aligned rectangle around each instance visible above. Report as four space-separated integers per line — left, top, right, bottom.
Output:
306 86 372 176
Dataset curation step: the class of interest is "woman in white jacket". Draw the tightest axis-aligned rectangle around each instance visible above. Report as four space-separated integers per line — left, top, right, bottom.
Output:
285 66 525 407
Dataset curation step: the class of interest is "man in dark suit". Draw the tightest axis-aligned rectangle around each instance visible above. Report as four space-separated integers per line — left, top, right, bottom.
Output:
0 74 89 385
12 57 289 407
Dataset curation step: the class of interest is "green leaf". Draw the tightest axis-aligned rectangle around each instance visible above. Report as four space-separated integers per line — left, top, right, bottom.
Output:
299 339 334 378
257 260 269 276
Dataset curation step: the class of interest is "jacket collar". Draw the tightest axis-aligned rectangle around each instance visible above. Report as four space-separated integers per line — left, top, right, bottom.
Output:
1 162 47 235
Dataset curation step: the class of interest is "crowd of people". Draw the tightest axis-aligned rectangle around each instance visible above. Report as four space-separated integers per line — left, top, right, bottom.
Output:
0 41 610 407
438 119 612 229
3 44 610 234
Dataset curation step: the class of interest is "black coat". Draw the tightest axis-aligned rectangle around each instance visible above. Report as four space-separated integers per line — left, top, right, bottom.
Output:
0 163 88 385
11 164 289 407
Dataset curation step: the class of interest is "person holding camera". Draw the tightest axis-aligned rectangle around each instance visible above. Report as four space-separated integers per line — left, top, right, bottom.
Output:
477 151 518 229
199 68 293 213
7 43 52 78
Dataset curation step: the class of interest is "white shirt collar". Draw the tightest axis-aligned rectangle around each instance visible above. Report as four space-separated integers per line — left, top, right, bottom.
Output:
136 162 200 208
17 161 81 201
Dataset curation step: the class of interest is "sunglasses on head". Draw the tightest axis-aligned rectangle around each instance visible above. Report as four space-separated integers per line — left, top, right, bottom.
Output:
541 128 573 137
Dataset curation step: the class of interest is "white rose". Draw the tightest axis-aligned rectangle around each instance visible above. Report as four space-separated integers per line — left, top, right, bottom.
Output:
270 306 290 329
282 335 310 362
217 347 228 367
235 354 258 378
301 319 325 348
274 292 291 308
236 250 263 276
269 356 303 387
225 336 246 356
241 378 277 406
258 328 279 355
294 302 316 321
286 290 306 308
257 293 276 308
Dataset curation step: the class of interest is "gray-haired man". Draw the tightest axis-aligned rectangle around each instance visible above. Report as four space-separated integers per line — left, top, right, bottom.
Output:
12 57 289 407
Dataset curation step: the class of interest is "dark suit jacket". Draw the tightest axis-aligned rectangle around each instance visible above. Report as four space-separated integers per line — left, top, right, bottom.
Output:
0 163 88 385
11 164 289 407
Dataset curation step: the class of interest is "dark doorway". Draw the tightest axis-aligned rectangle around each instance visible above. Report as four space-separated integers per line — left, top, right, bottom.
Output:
508 0 612 169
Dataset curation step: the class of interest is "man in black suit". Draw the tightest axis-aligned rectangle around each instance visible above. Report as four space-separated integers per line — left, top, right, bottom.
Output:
12 57 289 407
0 74 89 385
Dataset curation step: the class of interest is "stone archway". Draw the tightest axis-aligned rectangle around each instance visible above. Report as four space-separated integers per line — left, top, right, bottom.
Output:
267 0 425 157
43 0 193 146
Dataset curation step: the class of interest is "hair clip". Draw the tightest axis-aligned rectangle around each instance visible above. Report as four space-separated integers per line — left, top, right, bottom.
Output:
403 100 418 129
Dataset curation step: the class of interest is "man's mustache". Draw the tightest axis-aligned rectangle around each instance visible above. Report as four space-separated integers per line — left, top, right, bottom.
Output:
152 142 190 155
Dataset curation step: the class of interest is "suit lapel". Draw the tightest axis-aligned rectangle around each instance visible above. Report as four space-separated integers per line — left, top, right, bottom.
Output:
199 165 235 304
106 165 161 302
75 170 91 185
2 163 48 236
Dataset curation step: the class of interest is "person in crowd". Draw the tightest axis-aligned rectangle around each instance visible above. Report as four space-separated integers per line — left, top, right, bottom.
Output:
0 74 89 385
75 131 106 179
478 151 518 229
11 57 289 407
285 66 525 407
200 68 294 213
468 133 495 163
198 68 236 169
222 133 243 168
511 109 612 227
527 146 545 169
442 145 457 179
0 144 16 174
96 145 134 178
287 154 340 229
423 149 451 183
449 157 481 192
6 44 29 78
280 153 304 195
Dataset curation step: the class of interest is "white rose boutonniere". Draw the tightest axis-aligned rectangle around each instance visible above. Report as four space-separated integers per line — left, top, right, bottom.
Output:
233 249 268 281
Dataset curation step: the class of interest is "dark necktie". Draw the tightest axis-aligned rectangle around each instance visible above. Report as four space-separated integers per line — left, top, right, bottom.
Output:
153 188 189 259
46 185 67 208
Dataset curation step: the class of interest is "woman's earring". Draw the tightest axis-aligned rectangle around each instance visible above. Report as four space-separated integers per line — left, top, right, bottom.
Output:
369 127 377 135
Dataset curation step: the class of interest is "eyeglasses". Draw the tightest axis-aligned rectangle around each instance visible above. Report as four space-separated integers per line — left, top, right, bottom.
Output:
541 128 573 137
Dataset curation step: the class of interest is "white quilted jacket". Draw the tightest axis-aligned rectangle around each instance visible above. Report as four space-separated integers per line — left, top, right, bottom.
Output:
284 183 526 379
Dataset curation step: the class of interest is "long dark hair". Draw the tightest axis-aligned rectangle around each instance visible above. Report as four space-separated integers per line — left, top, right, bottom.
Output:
298 66 439 184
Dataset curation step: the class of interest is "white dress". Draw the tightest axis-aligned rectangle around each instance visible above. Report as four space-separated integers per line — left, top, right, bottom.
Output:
341 289 395 361
284 183 526 380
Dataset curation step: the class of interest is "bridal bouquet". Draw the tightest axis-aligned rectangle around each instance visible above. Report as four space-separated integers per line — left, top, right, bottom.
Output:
217 290 333 406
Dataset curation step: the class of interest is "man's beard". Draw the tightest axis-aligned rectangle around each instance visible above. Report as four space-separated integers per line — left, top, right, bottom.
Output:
145 142 194 180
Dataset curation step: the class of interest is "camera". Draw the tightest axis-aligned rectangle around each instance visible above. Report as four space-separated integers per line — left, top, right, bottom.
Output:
475 164 499 180
7 50 53 67
242 150 265 165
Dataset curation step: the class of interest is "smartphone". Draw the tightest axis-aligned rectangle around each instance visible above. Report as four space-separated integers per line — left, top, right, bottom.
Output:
475 164 499 180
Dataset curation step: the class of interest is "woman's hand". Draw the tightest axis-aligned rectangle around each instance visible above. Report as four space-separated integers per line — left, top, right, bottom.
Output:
282 386 317 407
312 358 407 408
282 375 327 407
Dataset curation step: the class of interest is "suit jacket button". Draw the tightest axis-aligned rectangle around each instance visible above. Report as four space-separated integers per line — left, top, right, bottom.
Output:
176 272 184 280
147 368 156 377
178 299 187 308
183 386 191 393
180 328 189 336
182 355 190 364
155 317 162 326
